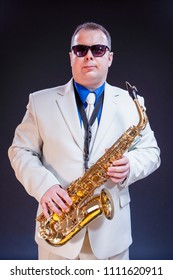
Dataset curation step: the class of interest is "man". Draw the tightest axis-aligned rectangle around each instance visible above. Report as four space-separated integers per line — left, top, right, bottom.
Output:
8 22 161 260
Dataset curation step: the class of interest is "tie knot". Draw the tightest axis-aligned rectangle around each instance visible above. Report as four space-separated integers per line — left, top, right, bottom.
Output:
86 93 96 105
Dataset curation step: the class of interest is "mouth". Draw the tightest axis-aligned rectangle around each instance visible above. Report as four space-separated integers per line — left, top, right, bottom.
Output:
83 65 96 70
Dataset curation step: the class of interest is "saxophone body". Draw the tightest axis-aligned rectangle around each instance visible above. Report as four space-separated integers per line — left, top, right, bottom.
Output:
36 82 148 246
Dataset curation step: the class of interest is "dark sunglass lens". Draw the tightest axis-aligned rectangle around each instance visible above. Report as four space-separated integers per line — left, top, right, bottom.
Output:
73 45 88 57
92 45 107 57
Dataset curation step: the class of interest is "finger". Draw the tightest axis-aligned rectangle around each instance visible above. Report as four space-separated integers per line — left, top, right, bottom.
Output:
41 202 50 219
51 194 70 213
112 156 129 166
47 199 63 215
56 188 72 206
107 165 127 173
108 160 129 173
108 168 129 176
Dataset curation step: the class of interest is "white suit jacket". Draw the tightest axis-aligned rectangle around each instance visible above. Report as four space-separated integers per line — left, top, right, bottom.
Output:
8 79 160 259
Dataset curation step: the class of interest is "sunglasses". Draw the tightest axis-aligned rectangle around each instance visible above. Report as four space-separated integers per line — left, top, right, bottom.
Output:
72 44 110 57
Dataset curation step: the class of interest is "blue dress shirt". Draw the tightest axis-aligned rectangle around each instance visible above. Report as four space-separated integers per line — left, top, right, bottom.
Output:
74 81 105 124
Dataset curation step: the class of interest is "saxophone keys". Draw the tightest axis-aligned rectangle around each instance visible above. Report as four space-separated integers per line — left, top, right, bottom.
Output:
71 195 79 203
52 213 60 221
76 190 84 197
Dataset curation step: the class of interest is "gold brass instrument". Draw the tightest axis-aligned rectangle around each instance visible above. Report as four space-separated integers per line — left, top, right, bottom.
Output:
36 81 148 246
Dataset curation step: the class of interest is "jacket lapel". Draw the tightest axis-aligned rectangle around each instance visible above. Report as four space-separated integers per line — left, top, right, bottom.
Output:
92 83 119 153
55 79 84 151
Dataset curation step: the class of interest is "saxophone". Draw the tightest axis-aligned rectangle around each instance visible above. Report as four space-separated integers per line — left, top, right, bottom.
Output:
36 81 148 246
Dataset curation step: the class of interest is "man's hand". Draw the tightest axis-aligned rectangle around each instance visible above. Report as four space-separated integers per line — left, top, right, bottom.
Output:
40 184 72 219
107 156 130 184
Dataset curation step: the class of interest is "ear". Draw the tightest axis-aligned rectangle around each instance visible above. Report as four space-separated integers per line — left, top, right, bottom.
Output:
108 52 114 67
69 52 72 66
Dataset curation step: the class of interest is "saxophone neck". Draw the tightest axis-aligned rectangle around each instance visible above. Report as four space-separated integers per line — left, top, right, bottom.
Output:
125 81 148 131
134 99 148 131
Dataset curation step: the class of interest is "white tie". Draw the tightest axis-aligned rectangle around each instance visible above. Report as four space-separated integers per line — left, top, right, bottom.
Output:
85 93 98 149
85 93 95 119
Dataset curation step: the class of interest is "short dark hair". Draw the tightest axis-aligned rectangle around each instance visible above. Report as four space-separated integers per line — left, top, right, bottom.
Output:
71 22 112 50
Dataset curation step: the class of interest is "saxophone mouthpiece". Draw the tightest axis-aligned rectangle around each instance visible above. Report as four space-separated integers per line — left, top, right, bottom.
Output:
125 81 138 100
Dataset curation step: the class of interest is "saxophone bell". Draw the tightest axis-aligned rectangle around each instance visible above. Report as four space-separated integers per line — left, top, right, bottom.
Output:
99 188 114 220
37 188 114 246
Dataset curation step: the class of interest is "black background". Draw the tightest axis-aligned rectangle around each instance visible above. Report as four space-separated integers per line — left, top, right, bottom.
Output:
1 0 173 259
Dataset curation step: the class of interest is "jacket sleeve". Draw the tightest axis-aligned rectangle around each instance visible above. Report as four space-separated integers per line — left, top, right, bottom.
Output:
8 94 61 203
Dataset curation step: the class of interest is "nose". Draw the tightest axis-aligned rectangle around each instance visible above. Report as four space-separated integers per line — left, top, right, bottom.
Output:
84 49 94 60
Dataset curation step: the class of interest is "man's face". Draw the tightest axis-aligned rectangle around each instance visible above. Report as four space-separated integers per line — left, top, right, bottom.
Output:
69 29 113 91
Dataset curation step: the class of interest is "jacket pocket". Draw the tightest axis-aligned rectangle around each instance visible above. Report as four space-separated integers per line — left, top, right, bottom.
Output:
119 187 131 208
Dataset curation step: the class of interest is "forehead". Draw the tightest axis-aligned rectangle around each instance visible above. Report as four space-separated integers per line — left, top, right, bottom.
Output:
73 29 108 46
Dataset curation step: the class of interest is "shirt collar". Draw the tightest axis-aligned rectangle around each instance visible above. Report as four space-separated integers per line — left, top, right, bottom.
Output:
74 81 105 105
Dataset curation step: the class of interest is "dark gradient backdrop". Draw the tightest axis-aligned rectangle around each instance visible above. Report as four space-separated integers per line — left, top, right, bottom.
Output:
1 0 173 260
